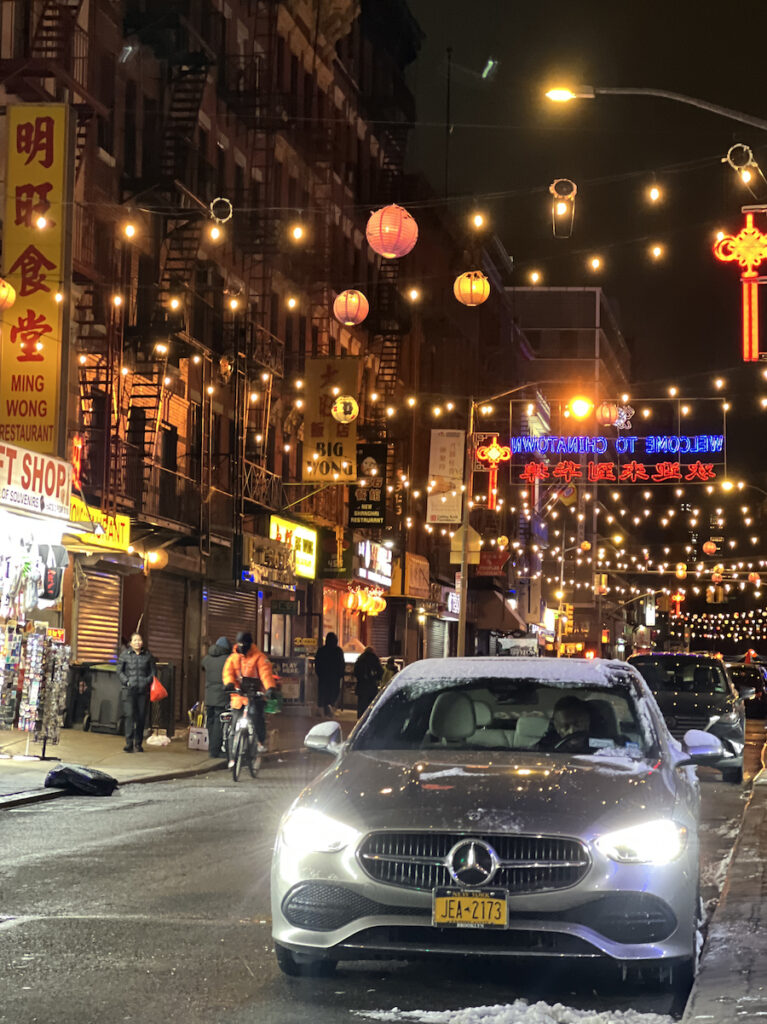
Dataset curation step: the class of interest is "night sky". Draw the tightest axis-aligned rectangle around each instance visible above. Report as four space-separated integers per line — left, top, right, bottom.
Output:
405 0 767 388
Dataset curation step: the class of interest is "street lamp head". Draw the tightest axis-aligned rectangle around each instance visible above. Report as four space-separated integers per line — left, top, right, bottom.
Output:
545 86 595 102
568 396 594 420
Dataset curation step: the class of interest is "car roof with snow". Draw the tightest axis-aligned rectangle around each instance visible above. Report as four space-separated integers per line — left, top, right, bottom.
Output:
389 657 646 696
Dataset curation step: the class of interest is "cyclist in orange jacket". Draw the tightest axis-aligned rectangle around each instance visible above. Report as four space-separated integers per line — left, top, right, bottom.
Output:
222 632 277 758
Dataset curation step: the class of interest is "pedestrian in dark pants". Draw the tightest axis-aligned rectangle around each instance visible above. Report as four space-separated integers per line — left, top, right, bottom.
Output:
117 633 156 752
354 646 383 719
314 632 345 717
202 635 231 758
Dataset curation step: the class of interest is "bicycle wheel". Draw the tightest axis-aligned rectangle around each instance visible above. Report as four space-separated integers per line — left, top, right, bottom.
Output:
249 742 262 778
232 731 245 781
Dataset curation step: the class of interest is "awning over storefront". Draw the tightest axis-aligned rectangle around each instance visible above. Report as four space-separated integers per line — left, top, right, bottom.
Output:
474 590 526 633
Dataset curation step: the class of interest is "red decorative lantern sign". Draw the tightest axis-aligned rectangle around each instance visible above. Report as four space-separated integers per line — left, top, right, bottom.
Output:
702 541 717 555
333 289 369 326
0 277 16 311
366 204 418 259
675 563 687 580
671 591 685 617
749 572 761 585
475 434 511 511
454 270 490 307
714 212 767 361
596 401 619 427
711 572 723 584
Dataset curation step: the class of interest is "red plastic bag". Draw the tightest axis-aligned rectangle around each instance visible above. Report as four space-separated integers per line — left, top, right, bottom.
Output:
150 676 168 702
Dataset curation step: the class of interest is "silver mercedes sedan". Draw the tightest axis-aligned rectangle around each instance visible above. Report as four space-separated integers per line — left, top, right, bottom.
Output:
271 657 724 984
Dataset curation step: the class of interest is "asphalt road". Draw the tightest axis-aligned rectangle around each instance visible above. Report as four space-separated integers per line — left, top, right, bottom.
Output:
0 725 763 1024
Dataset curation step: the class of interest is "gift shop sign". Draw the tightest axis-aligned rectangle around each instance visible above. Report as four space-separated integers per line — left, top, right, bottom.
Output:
1 105 73 454
0 442 71 519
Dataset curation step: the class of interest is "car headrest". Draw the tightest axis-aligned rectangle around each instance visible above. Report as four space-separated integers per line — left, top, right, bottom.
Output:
693 666 713 690
587 699 619 738
472 700 493 727
429 692 476 741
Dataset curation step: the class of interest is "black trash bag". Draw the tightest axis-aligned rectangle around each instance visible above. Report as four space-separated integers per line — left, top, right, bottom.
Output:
44 764 119 797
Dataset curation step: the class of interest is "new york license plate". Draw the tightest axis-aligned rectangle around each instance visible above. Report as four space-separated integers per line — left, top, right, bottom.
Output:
432 888 508 928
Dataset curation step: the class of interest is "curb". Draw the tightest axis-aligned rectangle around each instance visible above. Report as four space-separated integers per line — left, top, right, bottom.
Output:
0 745 306 810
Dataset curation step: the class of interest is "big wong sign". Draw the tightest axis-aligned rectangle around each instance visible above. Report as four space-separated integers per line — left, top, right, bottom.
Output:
1 105 73 455
301 357 359 484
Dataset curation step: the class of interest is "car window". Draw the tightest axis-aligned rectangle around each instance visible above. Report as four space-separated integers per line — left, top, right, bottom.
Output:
728 666 763 685
630 656 728 694
352 677 653 759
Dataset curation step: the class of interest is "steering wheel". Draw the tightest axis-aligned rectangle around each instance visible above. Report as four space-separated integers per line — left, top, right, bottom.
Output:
554 730 591 753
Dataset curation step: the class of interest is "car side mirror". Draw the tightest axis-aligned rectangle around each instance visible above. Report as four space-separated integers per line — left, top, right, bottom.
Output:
735 685 756 701
304 720 343 756
675 728 725 768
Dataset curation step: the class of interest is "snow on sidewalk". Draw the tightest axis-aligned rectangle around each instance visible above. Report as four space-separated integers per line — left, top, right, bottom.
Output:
355 1001 673 1024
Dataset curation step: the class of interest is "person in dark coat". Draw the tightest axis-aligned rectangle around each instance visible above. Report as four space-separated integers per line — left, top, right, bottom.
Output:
314 632 345 717
353 646 383 719
202 635 231 758
117 633 156 752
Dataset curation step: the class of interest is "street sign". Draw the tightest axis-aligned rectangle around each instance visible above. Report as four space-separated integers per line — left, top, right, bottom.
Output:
271 600 298 615
450 525 481 565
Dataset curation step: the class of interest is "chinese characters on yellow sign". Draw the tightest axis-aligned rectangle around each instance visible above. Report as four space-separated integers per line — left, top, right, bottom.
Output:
301 357 359 483
269 515 317 579
1 105 72 454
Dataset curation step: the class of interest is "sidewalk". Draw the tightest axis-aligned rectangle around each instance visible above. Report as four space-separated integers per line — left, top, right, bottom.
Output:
683 772 767 1022
0 708 355 808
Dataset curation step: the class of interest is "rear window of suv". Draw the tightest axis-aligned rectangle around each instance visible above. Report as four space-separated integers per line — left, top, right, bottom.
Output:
630 655 728 695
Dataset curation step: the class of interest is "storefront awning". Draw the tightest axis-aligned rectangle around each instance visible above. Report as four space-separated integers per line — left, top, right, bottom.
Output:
474 590 526 633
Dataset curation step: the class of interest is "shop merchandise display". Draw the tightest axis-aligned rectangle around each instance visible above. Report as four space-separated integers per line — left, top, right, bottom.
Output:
0 626 71 751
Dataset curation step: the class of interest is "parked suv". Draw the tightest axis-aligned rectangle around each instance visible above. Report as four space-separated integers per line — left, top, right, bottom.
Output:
628 653 749 783
725 662 767 718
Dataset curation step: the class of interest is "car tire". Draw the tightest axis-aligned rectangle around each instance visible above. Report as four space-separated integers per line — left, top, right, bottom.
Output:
274 942 337 977
721 765 743 784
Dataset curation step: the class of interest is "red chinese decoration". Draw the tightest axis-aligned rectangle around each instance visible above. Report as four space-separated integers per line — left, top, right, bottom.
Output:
71 434 83 490
519 462 549 483
0 277 16 311
519 459 719 485
333 289 369 326
453 271 490 307
366 204 418 259
714 213 767 362
595 401 619 427
702 541 717 555
475 434 511 510
749 572 761 585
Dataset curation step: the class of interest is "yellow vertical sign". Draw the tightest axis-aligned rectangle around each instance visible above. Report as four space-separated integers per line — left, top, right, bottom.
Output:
1 104 71 454
301 356 359 483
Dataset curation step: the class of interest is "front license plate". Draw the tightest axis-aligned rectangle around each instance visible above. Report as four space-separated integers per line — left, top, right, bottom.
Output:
432 888 507 928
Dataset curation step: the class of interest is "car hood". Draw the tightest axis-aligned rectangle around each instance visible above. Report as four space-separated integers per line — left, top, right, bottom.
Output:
650 690 730 719
299 750 676 839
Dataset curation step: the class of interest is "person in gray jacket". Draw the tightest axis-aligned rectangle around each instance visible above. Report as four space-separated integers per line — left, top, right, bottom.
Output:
202 635 231 758
117 633 156 752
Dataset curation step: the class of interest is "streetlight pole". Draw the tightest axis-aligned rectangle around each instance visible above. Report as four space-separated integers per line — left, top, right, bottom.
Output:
546 85 767 134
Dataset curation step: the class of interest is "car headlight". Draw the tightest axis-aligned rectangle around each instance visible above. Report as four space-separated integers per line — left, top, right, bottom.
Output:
280 807 358 854
595 819 688 864
709 710 740 726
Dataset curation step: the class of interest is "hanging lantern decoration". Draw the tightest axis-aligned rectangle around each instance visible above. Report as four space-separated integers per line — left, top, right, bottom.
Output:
356 590 371 613
365 204 418 258
0 277 16 311
675 563 687 580
596 401 619 427
331 394 359 423
453 270 490 307
333 289 369 326
712 563 724 575
702 541 717 555
749 572 761 585
345 592 359 612
712 572 723 584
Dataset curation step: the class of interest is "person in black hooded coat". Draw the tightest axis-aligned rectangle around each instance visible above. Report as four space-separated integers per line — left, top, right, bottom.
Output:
202 635 231 758
314 632 346 717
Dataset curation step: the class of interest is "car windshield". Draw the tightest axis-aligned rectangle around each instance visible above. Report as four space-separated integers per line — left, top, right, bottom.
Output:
728 665 763 686
351 676 653 759
630 656 728 695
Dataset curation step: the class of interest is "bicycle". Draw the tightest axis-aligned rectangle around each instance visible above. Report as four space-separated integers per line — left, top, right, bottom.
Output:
225 692 265 781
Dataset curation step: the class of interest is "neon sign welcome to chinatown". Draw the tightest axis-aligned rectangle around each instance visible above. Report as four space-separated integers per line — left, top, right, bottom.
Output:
510 434 724 456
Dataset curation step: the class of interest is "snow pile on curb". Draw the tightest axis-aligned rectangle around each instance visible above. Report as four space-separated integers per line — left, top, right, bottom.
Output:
355 1002 673 1024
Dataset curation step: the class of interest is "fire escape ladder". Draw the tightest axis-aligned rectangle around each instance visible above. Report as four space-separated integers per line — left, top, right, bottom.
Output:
75 286 118 508
310 124 335 356
161 55 210 181
30 0 83 62
159 217 203 306
125 365 166 505
73 104 93 183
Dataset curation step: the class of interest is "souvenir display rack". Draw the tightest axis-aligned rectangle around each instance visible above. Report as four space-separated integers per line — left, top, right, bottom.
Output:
0 625 71 759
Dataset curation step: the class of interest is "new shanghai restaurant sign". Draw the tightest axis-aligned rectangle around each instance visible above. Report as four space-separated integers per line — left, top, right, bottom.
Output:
507 433 725 484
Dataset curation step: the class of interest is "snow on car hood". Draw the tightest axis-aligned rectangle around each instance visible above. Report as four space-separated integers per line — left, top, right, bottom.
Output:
299 749 675 839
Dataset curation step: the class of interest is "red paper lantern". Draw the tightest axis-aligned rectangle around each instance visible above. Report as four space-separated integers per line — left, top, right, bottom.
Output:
675 563 687 580
711 572 723 583
365 204 418 258
0 277 16 311
453 270 490 307
749 572 761 584
596 401 619 427
702 541 717 555
333 289 369 326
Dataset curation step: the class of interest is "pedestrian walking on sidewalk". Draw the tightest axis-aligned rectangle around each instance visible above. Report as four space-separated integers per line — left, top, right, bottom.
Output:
354 646 383 719
202 635 231 758
314 632 345 717
117 633 156 753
